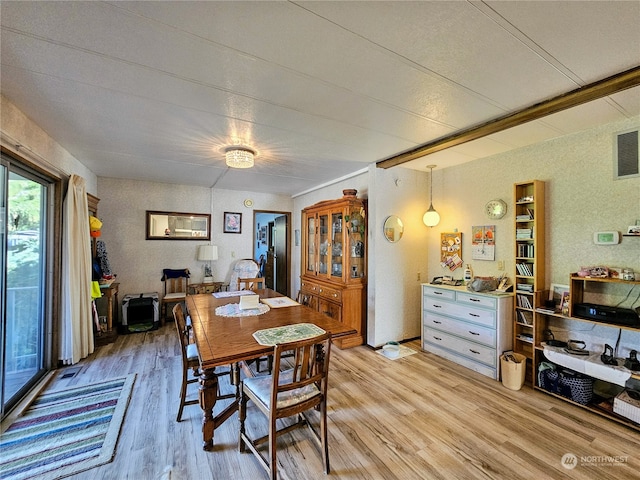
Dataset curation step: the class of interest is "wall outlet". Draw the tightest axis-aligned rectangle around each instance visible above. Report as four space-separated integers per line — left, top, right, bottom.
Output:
497 260 504 271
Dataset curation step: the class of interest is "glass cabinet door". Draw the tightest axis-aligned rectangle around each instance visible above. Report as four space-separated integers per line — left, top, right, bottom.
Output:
318 213 329 275
347 206 365 279
331 211 343 279
306 215 316 274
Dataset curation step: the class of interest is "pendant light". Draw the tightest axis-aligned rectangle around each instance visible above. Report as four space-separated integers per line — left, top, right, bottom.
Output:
423 164 440 227
225 147 255 169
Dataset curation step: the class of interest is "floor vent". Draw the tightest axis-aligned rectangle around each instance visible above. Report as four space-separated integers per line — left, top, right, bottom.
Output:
60 366 82 379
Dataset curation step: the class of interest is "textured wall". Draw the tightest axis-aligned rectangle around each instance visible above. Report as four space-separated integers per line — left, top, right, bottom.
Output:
1 95 97 192
97 177 292 299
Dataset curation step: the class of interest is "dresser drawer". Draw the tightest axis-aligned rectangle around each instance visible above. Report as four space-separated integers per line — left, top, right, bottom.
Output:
423 285 456 301
456 292 497 310
424 299 496 328
424 313 496 347
424 327 496 367
316 285 341 302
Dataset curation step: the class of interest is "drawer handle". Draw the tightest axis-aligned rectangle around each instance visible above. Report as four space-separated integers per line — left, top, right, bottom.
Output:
432 320 442 324
468 313 480 317
469 298 481 302
433 291 443 295
432 304 443 308
469 349 481 355
468 331 480 335
433 336 442 341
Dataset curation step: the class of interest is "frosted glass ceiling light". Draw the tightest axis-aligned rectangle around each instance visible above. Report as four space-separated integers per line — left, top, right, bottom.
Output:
423 164 440 227
225 147 255 168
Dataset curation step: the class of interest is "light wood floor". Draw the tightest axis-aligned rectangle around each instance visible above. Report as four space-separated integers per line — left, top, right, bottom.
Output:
15 324 640 480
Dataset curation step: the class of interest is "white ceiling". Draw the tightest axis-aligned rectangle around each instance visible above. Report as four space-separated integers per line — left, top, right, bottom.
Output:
1 1 639 196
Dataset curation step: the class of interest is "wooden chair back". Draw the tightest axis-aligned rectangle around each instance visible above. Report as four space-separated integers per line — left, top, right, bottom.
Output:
237 277 265 291
239 332 332 477
163 268 190 296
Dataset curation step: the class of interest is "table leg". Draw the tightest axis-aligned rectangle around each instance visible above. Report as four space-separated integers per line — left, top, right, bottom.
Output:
199 367 219 451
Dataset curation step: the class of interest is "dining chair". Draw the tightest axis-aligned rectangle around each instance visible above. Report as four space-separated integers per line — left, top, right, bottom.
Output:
162 268 190 322
239 332 332 480
237 277 266 291
173 304 237 422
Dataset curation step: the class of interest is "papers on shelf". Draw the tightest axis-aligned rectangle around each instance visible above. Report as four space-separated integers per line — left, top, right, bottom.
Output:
260 296 300 308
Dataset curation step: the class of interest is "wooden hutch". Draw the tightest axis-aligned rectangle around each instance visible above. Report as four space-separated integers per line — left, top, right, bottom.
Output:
300 190 366 348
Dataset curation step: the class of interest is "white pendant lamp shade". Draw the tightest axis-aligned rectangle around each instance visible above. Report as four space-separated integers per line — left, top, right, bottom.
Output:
423 165 440 227
225 147 255 169
423 206 441 227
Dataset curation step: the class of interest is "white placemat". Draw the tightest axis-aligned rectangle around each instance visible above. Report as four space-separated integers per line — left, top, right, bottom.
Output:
215 303 270 317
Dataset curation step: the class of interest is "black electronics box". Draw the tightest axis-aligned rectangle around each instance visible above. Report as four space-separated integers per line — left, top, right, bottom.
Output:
574 303 639 326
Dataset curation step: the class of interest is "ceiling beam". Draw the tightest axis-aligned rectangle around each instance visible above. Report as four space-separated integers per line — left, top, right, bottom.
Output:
376 65 640 169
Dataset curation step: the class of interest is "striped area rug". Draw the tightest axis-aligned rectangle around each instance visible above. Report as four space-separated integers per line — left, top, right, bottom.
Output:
0 374 135 480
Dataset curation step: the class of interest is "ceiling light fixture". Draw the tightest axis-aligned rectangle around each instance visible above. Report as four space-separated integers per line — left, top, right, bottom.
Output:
225 147 255 169
423 164 440 227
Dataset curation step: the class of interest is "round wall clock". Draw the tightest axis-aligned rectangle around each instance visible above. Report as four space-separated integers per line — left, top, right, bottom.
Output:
485 199 507 219
243 198 254 208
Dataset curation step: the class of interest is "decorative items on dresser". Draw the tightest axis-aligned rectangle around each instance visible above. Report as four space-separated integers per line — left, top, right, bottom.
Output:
421 284 513 380
300 189 367 348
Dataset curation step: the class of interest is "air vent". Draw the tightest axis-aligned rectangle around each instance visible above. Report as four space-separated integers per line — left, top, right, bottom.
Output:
614 129 639 179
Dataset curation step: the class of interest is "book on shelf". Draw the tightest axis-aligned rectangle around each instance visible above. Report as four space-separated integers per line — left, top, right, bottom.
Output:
516 263 534 276
516 333 533 343
516 283 534 292
516 294 532 308
517 310 533 325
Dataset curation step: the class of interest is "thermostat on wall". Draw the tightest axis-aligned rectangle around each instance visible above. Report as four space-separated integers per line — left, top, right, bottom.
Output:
593 231 620 245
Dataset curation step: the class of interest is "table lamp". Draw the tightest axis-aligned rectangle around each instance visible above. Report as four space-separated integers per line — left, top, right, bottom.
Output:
197 245 218 283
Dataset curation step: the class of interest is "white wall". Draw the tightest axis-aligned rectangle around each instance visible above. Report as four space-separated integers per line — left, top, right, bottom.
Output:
96 177 292 299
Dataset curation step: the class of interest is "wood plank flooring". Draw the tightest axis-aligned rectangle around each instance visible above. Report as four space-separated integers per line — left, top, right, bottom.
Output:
10 324 640 480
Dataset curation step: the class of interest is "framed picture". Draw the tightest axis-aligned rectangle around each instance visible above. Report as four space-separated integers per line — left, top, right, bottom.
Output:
223 212 242 234
548 284 569 311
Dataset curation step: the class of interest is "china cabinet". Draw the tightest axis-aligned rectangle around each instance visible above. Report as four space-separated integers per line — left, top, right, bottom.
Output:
300 190 366 348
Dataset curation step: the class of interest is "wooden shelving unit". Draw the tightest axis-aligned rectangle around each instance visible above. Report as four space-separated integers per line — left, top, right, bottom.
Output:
513 180 545 384
533 277 640 432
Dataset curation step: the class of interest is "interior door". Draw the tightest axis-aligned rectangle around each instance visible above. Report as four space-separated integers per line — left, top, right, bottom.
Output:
273 215 288 296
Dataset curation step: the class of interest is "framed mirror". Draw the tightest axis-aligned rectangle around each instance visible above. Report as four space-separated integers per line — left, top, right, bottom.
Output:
146 210 211 240
383 215 404 243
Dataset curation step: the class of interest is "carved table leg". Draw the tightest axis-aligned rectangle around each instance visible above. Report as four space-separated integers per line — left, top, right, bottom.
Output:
199 367 219 451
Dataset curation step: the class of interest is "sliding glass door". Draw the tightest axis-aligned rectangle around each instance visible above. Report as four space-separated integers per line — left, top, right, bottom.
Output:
1 156 50 416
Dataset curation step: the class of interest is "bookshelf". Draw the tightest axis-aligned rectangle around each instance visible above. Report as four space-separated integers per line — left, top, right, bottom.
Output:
513 180 545 384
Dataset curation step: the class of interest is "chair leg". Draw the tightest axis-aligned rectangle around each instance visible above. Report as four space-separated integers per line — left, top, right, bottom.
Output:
176 365 188 422
269 416 277 480
238 387 247 452
320 401 330 474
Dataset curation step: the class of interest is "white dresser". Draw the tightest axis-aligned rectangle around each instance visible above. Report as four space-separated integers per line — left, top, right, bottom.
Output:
421 284 513 380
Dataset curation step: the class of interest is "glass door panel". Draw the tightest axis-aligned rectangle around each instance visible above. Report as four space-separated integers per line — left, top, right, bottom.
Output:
318 214 328 275
2 168 47 412
348 206 365 279
306 215 316 274
331 212 343 278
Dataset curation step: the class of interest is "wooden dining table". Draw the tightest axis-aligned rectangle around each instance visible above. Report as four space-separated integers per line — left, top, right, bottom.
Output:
186 288 357 450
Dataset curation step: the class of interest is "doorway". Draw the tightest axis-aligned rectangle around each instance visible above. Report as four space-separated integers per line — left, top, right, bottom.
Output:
254 211 291 297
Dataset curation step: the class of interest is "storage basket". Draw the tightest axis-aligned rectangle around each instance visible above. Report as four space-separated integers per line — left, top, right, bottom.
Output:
501 353 527 390
538 364 593 405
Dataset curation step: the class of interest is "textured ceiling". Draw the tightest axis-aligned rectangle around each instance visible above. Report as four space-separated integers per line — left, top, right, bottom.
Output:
1 1 639 196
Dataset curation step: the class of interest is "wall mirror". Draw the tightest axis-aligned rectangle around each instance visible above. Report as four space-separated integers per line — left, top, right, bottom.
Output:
383 215 404 243
146 210 211 240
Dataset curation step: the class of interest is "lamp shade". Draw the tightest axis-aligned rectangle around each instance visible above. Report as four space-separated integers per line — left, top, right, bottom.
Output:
198 245 218 261
423 206 441 227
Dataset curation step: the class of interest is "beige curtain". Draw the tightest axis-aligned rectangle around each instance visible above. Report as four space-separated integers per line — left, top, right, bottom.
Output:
60 174 94 364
